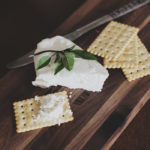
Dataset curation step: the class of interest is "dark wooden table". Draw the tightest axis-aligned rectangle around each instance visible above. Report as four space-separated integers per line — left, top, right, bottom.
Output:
1 0 150 150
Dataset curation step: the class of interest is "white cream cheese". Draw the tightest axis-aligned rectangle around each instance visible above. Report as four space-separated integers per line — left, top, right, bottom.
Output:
32 36 109 92
35 94 72 125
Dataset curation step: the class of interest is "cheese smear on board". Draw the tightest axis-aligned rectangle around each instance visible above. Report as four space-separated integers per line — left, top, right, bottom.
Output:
32 36 109 92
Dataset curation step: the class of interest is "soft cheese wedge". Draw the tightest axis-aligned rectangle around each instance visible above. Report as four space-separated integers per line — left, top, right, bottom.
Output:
32 36 109 92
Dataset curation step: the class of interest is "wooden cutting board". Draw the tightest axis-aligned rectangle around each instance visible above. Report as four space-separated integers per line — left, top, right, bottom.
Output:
1 0 150 150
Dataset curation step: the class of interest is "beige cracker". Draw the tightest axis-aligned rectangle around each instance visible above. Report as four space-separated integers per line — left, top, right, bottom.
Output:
87 21 139 60
104 36 138 68
123 37 150 81
13 91 73 133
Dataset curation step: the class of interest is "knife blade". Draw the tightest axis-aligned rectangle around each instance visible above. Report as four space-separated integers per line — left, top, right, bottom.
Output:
7 0 150 69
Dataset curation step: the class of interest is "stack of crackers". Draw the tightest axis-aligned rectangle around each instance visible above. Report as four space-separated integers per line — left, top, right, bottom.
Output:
87 21 150 81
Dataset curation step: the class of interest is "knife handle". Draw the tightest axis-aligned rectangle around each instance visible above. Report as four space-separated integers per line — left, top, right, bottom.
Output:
110 0 150 18
64 15 113 41
65 0 150 41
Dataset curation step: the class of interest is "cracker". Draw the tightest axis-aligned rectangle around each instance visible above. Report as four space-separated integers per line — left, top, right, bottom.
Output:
123 37 150 81
13 91 73 133
87 21 139 60
104 36 138 68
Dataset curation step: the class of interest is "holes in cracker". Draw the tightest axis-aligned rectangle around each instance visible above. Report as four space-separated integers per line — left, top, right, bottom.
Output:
24 123 26 126
117 26 121 30
31 109 34 111
102 34 107 38
22 111 24 114
21 105 23 108
120 40 125 43
145 58 148 62
22 117 25 120
30 103 33 106
104 42 108 45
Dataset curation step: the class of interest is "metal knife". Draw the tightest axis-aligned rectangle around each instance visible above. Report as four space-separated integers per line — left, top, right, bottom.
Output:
7 0 150 69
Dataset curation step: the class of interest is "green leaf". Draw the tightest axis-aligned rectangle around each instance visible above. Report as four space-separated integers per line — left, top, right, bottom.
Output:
62 52 74 71
72 50 97 60
36 55 51 70
70 45 76 50
54 60 64 75
54 53 60 63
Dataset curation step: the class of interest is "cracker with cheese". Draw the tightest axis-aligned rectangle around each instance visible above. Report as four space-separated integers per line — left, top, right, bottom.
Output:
13 91 73 133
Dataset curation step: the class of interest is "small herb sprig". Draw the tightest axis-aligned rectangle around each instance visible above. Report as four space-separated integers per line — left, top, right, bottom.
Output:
36 45 97 75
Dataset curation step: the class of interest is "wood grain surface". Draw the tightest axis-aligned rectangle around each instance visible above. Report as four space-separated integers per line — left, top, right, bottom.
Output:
1 0 150 150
